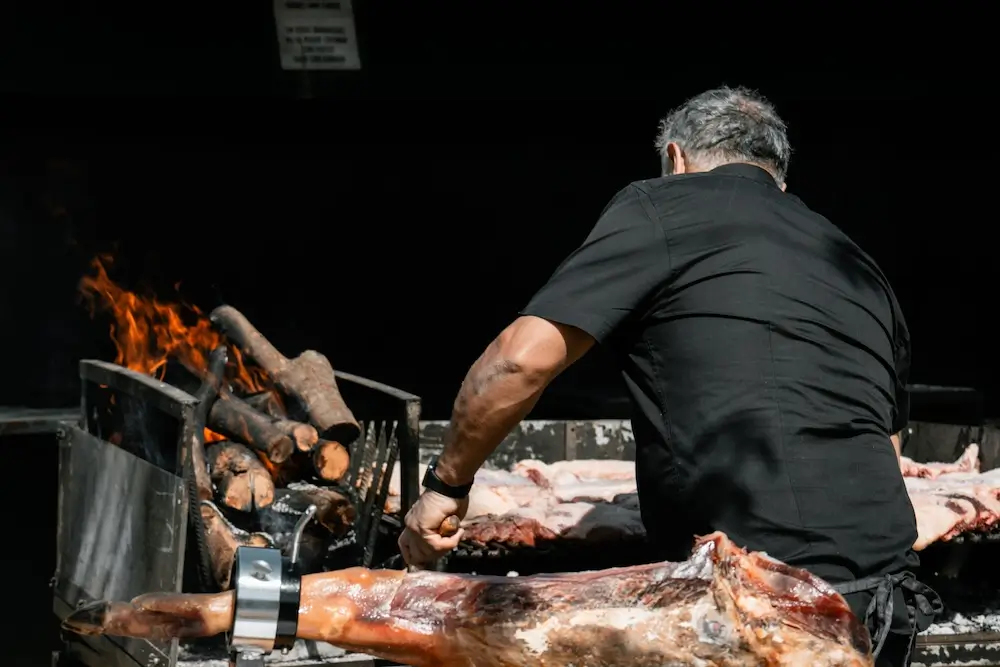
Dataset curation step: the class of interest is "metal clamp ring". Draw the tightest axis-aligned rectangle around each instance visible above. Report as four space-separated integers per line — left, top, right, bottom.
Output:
228 546 284 654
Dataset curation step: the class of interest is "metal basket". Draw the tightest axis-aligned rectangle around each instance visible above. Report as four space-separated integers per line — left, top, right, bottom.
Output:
53 360 421 667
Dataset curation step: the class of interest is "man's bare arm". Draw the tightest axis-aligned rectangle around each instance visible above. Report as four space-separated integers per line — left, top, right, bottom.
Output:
890 431 903 460
434 316 595 487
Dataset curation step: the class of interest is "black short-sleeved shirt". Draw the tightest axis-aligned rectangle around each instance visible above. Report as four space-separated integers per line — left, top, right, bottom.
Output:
522 163 918 584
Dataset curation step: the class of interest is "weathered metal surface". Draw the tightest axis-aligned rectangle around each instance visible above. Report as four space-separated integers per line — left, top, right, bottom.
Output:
905 421 1000 472
418 418 1000 472
0 406 79 436
81 359 199 420
566 420 635 460
80 359 200 475
419 419 637 466
336 371 421 519
914 633 1000 666
177 640 370 666
54 426 187 667
177 656 375 667
419 420 568 468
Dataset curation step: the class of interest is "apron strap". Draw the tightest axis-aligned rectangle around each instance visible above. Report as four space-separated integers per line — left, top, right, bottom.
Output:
833 572 943 661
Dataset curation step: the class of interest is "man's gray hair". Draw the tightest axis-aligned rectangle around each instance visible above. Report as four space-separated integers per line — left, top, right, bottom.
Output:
654 86 791 183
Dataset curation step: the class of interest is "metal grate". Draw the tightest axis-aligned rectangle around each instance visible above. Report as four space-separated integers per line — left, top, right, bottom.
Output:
914 632 1000 666
335 371 421 567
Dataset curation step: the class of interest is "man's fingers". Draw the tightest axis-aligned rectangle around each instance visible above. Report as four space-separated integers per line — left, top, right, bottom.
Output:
403 509 421 534
408 539 439 568
397 532 413 566
423 531 462 553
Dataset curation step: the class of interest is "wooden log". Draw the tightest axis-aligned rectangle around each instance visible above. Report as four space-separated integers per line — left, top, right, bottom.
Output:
200 500 274 590
209 389 318 457
312 439 350 481
245 390 287 419
269 451 310 487
210 305 361 445
207 390 295 464
284 482 357 537
267 439 350 487
207 441 275 512
280 418 320 452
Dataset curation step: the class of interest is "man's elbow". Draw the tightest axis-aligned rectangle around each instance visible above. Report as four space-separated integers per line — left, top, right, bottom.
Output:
489 316 594 387
475 343 550 394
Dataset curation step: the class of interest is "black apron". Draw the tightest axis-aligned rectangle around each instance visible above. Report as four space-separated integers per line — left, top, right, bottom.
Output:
833 572 943 665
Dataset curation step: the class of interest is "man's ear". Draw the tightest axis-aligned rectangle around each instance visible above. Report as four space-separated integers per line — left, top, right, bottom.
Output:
666 142 686 175
779 181 787 192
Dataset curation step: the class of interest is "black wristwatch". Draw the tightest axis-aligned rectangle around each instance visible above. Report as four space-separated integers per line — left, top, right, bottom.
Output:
422 457 473 499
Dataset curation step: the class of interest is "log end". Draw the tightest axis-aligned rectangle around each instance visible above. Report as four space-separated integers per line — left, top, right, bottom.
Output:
291 423 320 452
313 440 350 481
320 422 362 448
219 470 275 512
267 436 296 464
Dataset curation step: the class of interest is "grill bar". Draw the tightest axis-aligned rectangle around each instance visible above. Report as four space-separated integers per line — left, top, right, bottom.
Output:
914 632 1000 666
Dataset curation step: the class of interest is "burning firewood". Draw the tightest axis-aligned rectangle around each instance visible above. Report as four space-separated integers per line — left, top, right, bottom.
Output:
313 439 350 481
280 417 320 452
269 439 351 486
207 441 275 512
207 389 296 463
242 390 321 452
200 500 273 590
207 385 320 460
210 305 361 445
245 390 286 418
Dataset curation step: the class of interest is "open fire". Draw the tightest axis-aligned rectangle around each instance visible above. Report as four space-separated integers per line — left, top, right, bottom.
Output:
78 256 366 590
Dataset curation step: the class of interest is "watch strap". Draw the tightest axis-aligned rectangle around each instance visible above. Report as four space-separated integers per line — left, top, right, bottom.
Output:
422 457 473 499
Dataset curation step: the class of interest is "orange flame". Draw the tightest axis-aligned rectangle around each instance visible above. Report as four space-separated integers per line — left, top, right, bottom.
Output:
79 256 268 442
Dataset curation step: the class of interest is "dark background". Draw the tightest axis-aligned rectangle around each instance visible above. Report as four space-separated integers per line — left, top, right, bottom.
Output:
0 3 994 664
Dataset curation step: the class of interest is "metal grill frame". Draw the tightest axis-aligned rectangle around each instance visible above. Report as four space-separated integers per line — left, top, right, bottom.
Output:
54 360 422 667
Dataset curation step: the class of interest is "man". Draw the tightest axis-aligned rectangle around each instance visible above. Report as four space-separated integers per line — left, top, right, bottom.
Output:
398 87 939 666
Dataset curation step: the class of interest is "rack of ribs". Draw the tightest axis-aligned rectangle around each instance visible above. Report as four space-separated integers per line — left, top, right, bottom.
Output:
63 532 872 667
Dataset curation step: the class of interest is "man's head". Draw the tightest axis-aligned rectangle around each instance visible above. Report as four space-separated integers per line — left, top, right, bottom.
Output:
654 86 791 190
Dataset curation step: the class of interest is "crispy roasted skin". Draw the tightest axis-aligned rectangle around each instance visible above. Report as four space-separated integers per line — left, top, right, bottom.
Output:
64 532 872 667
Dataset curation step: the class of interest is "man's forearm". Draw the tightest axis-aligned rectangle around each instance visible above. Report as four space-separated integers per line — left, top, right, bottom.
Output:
890 432 903 460
434 340 549 487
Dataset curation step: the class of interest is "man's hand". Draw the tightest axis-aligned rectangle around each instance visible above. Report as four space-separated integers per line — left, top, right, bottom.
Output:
397 490 468 568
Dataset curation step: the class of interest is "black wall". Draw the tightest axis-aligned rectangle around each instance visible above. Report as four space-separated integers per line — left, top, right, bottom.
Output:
0 4 996 665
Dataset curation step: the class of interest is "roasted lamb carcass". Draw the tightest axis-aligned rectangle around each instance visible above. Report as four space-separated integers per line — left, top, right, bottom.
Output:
63 532 872 667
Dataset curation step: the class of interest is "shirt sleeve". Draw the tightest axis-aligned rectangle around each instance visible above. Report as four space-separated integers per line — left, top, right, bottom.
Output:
520 185 670 343
890 301 911 435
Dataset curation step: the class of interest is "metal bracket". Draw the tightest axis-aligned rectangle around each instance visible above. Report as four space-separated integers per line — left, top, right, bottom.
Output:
229 648 265 667
228 505 317 667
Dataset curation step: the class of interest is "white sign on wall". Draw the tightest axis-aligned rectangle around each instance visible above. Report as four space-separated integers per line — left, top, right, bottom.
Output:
273 0 361 71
